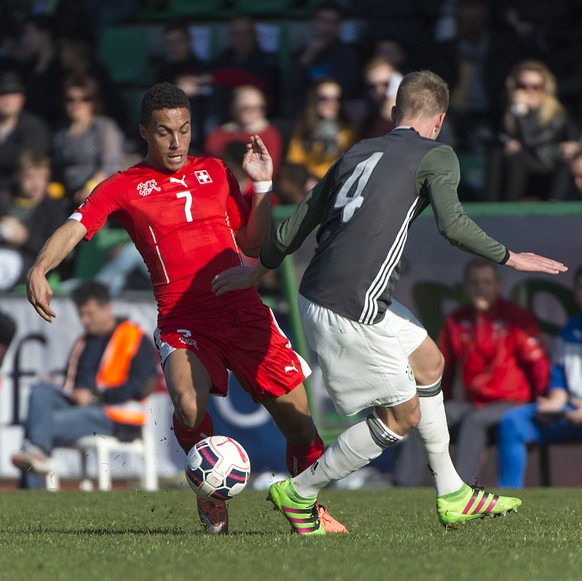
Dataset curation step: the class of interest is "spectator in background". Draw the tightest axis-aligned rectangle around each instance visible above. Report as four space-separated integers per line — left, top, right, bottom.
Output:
285 1 360 116
425 0 527 154
488 59 577 201
351 56 401 138
14 14 62 126
11 280 158 489
154 22 208 151
0 151 65 291
394 259 550 486
154 21 206 85
206 15 279 114
52 74 125 207
179 15 280 142
278 77 357 204
0 69 51 192
498 266 582 488
204 85 283 201
58 36 126 132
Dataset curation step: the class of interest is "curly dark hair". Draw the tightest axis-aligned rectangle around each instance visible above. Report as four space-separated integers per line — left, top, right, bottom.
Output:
140 82 191 127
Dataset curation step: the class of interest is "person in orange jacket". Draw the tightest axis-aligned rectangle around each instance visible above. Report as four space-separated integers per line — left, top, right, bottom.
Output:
11 280 158 488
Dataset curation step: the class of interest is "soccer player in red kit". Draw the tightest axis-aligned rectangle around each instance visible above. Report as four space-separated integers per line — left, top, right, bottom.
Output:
25 82 346 535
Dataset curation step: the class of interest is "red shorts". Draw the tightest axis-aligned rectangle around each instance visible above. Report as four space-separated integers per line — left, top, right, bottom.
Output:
154 304 311 402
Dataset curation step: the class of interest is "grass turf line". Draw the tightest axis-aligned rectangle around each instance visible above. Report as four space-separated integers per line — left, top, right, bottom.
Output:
1 488 582 581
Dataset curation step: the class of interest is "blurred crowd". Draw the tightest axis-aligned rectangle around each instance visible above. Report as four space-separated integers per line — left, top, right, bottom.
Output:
2 0 582 490
3 0 582 293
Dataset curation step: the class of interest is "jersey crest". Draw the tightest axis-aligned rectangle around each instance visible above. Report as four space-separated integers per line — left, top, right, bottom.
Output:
137 179 161 196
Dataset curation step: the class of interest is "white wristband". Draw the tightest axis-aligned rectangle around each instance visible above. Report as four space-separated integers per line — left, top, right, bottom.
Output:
252 180 273 194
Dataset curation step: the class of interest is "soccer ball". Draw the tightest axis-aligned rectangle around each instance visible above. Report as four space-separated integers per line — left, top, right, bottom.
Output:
185 435 251 501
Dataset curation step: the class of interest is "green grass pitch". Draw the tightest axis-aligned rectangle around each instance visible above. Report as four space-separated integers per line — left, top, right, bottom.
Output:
1 487 582 581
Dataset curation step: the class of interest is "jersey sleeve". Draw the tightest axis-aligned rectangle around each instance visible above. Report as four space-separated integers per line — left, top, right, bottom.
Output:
260 161 337 269
419 146 509 264
69 175 124 241
224 163 250 231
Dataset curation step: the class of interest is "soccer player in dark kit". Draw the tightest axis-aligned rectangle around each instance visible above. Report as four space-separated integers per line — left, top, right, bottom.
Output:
213 70 568 533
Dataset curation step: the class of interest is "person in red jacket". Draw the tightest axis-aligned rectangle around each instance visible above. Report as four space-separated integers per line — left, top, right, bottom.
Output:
394 258 550 485
204 85 283 205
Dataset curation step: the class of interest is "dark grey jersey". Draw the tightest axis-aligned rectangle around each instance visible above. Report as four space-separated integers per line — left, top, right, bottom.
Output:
261 128 508 324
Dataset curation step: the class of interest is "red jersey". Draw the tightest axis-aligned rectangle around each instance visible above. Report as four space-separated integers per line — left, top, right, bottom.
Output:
71 156 263 323
439 297 550 407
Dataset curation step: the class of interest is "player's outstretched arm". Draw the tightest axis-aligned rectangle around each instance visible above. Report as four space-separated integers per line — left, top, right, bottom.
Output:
27 219 88 322
505 251 568 274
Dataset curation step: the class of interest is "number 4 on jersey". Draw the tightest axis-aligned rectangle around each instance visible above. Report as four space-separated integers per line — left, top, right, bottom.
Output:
333 152 383 223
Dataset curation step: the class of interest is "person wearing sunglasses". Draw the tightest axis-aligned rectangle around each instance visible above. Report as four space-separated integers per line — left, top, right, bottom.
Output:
280 77 357 203
52 74 124 208
357 56 403 139
490 59 577 201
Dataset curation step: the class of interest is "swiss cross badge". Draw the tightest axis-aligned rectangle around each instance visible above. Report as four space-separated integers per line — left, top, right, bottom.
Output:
195 170 212 184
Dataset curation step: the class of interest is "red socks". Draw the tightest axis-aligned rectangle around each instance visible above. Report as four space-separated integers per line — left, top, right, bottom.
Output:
286 432 325 476
173 411 325 475
172 412 214 455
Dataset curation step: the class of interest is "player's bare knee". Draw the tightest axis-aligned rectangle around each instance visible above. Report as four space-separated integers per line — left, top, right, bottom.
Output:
396 407 420 433
410 339 445 385
417 352 444 385
411 406 421 430
435 351 445 378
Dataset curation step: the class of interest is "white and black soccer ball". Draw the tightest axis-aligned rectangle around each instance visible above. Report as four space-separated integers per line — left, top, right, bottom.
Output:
185 435 251 501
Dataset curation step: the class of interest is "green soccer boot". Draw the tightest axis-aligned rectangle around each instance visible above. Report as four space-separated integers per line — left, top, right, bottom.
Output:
437 483 522 527
267 479 326 535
